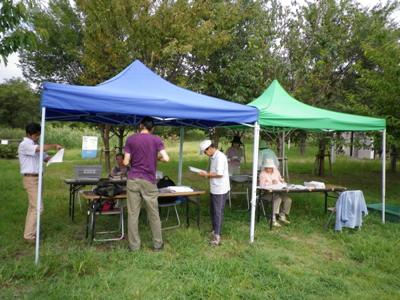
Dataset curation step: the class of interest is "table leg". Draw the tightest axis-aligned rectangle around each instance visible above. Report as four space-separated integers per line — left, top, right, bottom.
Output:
69 184 73 217
196 196 200 229
324 191 328 213
186 196 190 227
270 193 274 230
72 187 76 221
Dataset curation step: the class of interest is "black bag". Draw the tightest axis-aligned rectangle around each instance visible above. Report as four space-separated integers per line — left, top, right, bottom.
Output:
157 176 177 204
93 180 124 197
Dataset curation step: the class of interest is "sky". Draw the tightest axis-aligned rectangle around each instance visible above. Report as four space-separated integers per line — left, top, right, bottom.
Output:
0 0 397 83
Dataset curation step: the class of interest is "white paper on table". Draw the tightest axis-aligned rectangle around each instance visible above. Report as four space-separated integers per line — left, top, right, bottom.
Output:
1 140 8 145
159 186 194 193
47 148 64 166
263 182 287 190
189 166 206 173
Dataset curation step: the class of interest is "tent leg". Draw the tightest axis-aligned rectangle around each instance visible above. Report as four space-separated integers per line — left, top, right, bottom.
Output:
35 107 46 265
250 122 260 243
178 127 184 185
382 129 386 223
282 131 285 177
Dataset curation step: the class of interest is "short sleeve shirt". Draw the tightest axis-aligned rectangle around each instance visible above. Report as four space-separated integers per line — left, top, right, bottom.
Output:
210 150 230 195
124 133 164 184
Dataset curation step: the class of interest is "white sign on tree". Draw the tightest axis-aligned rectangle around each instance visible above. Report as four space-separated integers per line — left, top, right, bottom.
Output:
82 136 98 159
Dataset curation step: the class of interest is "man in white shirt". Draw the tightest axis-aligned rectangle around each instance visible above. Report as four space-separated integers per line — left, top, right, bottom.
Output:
18 123 62 243
198 140 230 246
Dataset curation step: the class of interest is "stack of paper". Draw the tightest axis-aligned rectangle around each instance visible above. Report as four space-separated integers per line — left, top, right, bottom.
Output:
261 182 287 190
159 186 194 193
287 184 307 190
304 181 325 189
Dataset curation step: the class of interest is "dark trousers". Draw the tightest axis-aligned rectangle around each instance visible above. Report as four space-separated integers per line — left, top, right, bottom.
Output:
210 192 228 235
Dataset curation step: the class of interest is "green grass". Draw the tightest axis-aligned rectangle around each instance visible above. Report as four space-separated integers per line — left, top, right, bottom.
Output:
1 141 400 299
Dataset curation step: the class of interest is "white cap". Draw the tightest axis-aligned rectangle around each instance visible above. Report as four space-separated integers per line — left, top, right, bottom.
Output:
262 159 275 169
199 139 212 154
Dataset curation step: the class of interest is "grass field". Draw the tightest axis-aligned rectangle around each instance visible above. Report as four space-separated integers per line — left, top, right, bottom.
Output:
1 141 400 299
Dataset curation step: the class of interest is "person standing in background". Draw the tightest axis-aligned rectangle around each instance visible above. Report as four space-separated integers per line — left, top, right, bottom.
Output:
226 135 244 175
18 122 62 243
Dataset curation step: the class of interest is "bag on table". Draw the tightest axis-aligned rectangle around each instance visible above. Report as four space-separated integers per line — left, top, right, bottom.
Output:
157 176 177 204
93 179 124 197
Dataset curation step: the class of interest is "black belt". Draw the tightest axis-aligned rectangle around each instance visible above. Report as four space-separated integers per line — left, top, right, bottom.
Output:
23 173 39 177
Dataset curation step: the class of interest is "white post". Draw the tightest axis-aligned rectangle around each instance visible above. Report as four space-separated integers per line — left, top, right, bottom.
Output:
35 107 46 265
178 127 184 185
282 131 285 177
382 129 386 223
250 122 260 243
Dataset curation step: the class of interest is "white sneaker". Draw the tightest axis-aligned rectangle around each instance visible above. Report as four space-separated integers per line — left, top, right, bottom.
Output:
279 215 290 224
210 234 221 246
272 220 281 227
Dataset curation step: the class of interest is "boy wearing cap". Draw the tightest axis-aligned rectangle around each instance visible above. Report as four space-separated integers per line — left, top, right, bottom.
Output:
259 159 292 227
198 140 230 246
226 136 244 175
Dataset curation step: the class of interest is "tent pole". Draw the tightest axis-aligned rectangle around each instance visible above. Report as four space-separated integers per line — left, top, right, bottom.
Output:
250 122 260 243
382 129 386 223
178 127 184 185
282 131 285 177
35 107 46 265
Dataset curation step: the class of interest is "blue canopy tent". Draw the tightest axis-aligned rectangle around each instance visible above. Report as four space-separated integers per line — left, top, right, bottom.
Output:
42 60 258 127
35 60 261 264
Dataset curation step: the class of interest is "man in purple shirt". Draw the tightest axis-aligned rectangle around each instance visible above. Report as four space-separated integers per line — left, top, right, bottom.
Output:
124 117 169 251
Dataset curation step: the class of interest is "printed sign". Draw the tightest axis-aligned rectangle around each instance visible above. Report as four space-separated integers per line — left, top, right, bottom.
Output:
81 136 98 159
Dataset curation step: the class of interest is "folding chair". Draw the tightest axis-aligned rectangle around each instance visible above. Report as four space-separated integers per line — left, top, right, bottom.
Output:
158 197 186 230
228 175 250 209
325 190 368 231
86 196 125 242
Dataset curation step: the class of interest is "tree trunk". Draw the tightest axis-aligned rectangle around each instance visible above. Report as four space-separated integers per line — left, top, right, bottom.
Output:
314 137 326 176
390 144 397 172
209 127 220 149
116 126 127 153
299 133 307 155
100 124 111 174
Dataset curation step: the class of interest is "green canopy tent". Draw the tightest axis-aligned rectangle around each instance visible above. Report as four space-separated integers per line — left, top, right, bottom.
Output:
249 80 385 131
247 80 386 242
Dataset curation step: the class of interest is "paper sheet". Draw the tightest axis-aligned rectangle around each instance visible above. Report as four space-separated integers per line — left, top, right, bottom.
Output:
189 166 206 174
47 148 64 166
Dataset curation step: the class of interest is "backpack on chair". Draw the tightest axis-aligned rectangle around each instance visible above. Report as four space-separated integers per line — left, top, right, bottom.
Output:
157 176 177 204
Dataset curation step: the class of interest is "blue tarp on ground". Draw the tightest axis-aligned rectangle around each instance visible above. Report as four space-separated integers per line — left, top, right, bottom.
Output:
41 60 258 127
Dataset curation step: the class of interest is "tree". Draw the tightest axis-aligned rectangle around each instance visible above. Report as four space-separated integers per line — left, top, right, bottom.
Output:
347 1 400 171
0 0 35 64
19 0 84 85
0 78 39 128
